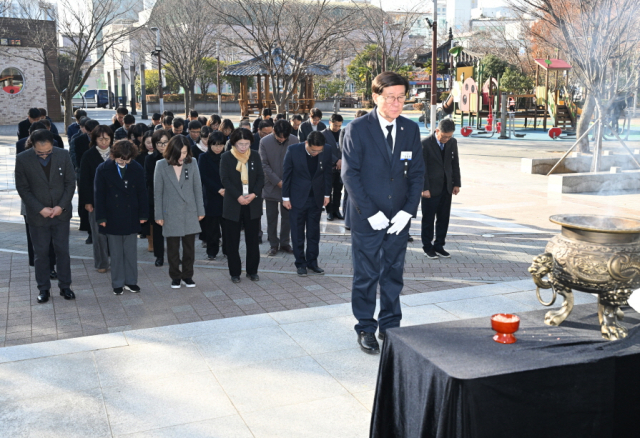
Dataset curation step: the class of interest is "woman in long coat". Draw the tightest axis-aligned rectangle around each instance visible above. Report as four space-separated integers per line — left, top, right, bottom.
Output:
198 131 226 260
220 128 264 283
154 135 205 288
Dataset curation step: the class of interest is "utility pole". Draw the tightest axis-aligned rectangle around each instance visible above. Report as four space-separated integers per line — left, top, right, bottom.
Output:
430 0 438 133
216 40 222 116
114 70 119 109
141 63 148 119
107 72 112 109
151 27 164 114
381 21 386 72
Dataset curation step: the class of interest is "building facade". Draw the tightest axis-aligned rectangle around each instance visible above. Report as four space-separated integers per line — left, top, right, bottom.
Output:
0 17 61 124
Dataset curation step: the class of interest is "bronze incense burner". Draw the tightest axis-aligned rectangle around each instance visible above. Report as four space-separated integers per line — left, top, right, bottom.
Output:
529 215 640 340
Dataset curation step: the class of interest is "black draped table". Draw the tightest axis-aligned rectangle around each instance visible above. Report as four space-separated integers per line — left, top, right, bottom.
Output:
370 304 640 438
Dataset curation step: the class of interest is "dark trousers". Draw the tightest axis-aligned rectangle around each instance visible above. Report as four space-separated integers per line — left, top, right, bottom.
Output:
265 200 290 248
25 218 55 269
106 234 137 288
148 208 165 259
289 197 322 268
166 234 196 280
351 227 409 334
199 218 207 242
203 215 226 257
327 171 343 214
226 206 260 277
421 190 453 251
29 220 72 291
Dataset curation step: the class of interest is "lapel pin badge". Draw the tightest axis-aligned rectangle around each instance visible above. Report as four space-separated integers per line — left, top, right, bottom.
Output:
401 127 404 130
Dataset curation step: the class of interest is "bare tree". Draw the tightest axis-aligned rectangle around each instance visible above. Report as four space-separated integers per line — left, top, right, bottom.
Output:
147 0 218 115
7 0 145 129
351 1 427 72
511 0 640 170
207 0 357 113
0 0 12 16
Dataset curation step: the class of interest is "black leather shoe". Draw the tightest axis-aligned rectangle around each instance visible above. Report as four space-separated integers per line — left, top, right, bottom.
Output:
345 226 350 231
358 331 380 354
85 234 92 244
297 267 308 277
49 270 58 279
155 258 164 267
247 273 260 281
308 266 324 275
279 245 294 254
60 288 75 300
327 213 335 221
231 276 241 283
37 290 50 304
378 332 386 340
334 212 345 220
407 236 414 242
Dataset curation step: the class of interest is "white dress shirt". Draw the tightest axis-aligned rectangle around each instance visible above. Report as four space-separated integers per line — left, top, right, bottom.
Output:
376 107 397 152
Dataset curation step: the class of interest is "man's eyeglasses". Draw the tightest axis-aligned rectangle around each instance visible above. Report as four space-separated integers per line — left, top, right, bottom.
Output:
380 95 407 104
35 150 53 157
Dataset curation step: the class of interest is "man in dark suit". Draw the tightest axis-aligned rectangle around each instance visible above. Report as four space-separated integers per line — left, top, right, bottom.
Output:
40 118 64 149
320 114 343 221
282 132 333 276
290 114 302 138
14 129 76 304
298 108 327 142
38 108 59 135
17 108 42 140
342 72 424 354
114 114 135 140
339 110 368 230
252 108 272 133
109 107 128 133
421 118 461 258
16 122 62 154
253 119 273 150
66 109 87 139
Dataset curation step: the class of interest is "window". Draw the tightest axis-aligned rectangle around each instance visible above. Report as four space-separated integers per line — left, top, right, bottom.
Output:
0 67 24 95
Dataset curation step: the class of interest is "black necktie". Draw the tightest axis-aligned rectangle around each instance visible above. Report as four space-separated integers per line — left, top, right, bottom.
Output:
385 125 393 159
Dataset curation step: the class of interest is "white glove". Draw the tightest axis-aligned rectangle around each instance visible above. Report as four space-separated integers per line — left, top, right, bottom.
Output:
387 211 412 235
367 211 390 230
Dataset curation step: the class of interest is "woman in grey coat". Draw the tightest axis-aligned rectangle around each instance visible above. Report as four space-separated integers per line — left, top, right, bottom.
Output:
154 135 205 288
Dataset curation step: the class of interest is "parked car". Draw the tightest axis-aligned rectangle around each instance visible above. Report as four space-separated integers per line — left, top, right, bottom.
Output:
83 89 113 108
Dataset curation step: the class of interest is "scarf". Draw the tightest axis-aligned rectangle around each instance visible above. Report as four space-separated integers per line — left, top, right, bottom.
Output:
231 146 251 185
198 141 208 154
98 147 110 161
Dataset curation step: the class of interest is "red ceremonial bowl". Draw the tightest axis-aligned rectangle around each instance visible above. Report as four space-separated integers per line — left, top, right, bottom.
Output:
491 313 520 344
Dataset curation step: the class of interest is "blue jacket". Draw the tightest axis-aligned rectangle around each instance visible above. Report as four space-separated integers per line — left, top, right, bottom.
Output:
341 108 424 233
94 159 149 235
282 142 333 209
198 151 224 217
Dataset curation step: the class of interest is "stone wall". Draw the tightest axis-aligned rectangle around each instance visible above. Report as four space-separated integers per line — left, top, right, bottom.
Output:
0 47 48 125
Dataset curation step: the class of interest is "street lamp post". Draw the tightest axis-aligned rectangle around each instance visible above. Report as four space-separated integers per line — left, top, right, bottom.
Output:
120 54 127 111
151 27 164 114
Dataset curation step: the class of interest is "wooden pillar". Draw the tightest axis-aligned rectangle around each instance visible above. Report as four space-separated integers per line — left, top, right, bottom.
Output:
308 76 315 108
264 75 270 103
257 74 262 112
240 76 248 117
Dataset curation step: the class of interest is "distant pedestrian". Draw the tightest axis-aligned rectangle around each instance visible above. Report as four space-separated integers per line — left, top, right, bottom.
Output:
282 131 332 276
220 128 264 283
79 125 114 274
154 135 205 288
320 114 344 221
15 129 76 304
198 131 227 260
94 140 148 295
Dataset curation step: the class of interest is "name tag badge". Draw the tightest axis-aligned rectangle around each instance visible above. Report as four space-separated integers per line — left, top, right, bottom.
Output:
243 184 249 196
400 151 412 161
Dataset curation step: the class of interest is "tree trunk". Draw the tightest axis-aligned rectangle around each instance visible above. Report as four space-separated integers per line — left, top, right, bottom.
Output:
577 92 595 153
63 90 74 132
183 87 191 117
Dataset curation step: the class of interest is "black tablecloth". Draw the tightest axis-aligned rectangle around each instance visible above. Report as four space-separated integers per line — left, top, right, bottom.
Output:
370 304 640 438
